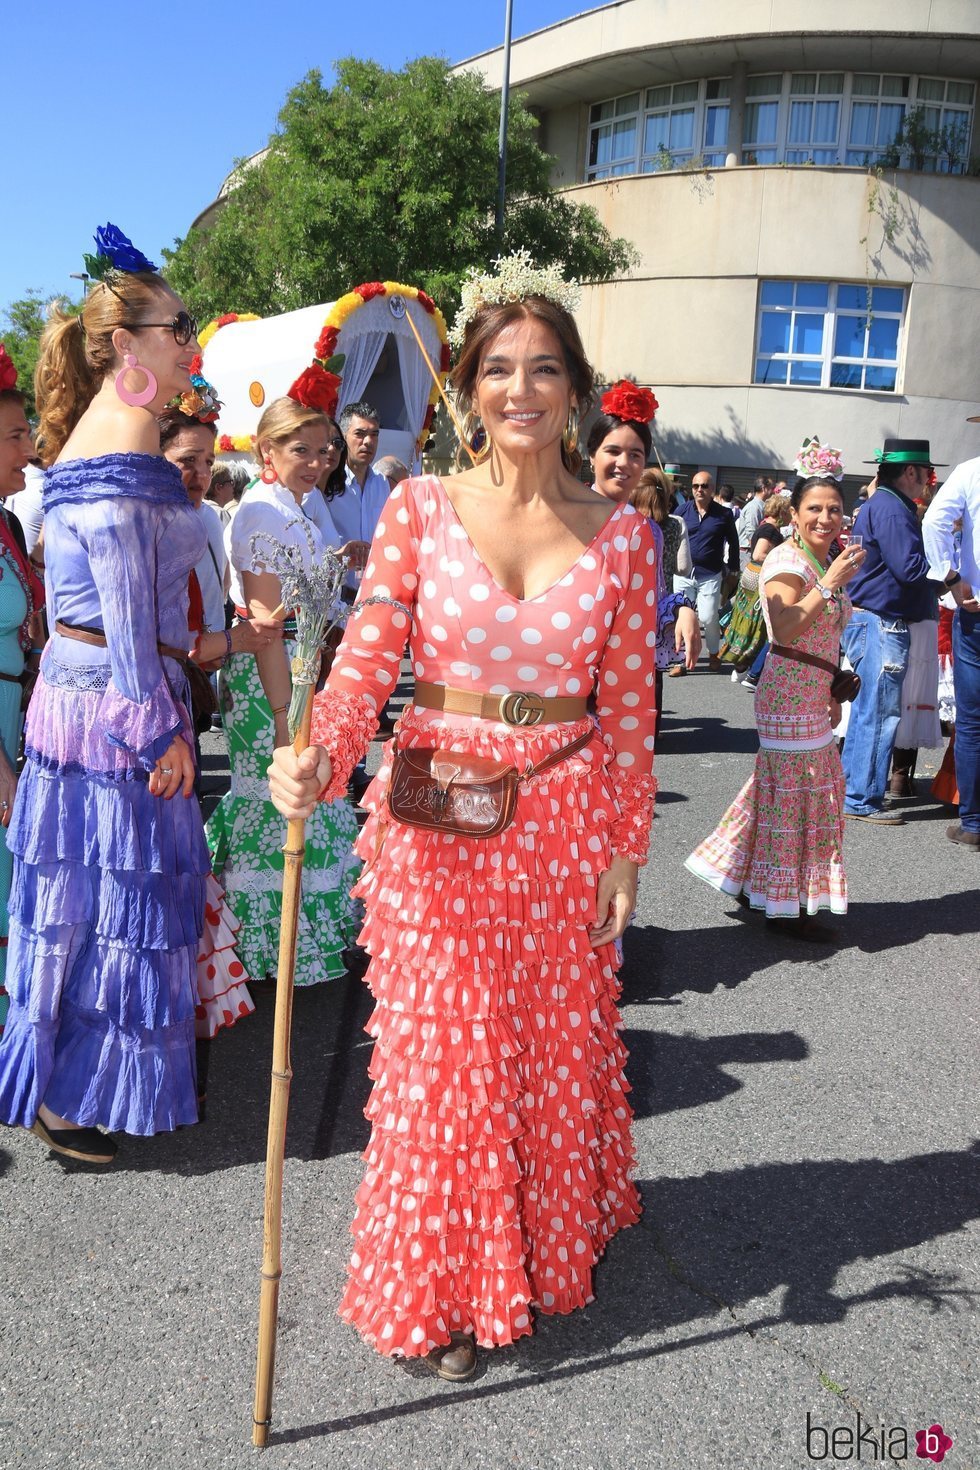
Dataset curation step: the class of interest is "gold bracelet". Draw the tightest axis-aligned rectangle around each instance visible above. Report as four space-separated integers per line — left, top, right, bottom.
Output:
271 703 289 716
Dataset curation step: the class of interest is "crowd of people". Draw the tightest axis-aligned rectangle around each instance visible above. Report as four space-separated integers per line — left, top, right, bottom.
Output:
0 225 976 1388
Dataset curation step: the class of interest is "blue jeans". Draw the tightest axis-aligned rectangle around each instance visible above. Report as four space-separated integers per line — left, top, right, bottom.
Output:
840 608 910 814
748 640 769 682
674 570 723 655
953 608 980 831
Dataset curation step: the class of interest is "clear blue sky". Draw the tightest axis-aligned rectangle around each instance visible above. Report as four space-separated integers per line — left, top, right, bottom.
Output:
3 1 586 312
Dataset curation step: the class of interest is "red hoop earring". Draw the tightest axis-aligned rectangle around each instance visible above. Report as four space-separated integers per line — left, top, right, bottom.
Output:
260 457 277 485
114 353 158 408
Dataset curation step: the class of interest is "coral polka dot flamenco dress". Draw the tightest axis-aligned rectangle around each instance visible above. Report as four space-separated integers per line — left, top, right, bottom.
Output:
310 476 659 1358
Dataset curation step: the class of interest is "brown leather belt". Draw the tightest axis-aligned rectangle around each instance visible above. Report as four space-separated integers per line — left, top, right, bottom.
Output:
413 679 589 728
56 620 189 664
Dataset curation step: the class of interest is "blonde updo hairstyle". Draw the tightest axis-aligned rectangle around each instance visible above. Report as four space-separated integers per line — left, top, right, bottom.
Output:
763 494 793 526
450 296 595 473
34 272 175 466
253 397 330 465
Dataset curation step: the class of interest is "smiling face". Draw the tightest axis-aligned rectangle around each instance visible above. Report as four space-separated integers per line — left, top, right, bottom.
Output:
792 483 845 554
113 286 200 405
0 396 32 497
591 424 647 502
164 422 216 507
262 419 334 502
472 317 573 462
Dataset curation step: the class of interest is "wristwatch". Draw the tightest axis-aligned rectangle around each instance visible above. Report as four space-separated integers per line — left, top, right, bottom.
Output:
945 572 962 590
817 582 834 602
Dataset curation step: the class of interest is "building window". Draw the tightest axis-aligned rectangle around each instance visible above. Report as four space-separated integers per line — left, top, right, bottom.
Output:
754 281 905 392
786 73 844 163
846 74 909 164
588 80 730 178
587 93 641 179
742 74 782 163
914 77 975 171
588 74 973 177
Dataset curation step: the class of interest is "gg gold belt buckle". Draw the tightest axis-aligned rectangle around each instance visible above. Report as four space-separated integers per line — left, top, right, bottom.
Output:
498 690 546 727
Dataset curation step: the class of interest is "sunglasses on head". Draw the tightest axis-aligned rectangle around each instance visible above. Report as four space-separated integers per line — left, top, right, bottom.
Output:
121 310 198 346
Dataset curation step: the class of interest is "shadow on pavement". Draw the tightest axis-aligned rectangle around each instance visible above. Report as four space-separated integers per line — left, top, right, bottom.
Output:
269 1142 980 1445
624 1027 809 1118
657 713 759 758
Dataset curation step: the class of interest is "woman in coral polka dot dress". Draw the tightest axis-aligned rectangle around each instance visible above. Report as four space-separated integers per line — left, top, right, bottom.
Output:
270 271 659 1381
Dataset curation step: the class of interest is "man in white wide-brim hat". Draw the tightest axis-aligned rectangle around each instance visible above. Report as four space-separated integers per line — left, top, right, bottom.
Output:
922 418 980 850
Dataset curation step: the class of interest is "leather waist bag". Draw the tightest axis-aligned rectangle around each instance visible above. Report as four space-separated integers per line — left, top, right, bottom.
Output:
772 644 861 703
387 726 595 838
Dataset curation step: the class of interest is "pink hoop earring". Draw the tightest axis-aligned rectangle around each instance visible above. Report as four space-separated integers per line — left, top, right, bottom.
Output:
114 353 158 408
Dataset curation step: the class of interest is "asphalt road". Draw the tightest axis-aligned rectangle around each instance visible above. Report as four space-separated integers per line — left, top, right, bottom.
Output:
1 665 977 1470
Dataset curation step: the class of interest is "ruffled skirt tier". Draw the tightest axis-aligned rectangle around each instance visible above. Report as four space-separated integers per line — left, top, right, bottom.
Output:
338 714 641 1357
0 672 210 1134
686 743 848 917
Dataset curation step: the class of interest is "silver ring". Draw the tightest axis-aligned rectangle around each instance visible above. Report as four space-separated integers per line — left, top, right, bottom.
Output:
1 800 8 810
160 767 174 775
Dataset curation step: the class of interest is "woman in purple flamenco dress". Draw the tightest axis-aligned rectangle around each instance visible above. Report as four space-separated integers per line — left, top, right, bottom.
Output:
0 228 211 1164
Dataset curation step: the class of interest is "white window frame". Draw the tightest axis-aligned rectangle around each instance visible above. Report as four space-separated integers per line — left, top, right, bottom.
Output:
586 78 731 179
586 73 974 178
753 280 907 393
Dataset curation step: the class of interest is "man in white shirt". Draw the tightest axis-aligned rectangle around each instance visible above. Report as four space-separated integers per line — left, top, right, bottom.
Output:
922 444 980 848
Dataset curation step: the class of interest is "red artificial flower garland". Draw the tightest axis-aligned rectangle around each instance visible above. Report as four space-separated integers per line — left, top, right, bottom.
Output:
601 379 659 424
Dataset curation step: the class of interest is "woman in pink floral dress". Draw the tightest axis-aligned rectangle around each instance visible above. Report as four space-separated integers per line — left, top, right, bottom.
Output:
686 476 865 941
270 276 658 1380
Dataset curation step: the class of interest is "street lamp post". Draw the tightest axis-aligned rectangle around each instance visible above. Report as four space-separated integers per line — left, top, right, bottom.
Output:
495 0 515 238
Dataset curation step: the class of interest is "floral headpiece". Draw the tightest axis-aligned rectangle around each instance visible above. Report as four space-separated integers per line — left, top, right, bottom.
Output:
793 435 844 481
171 354 222 423
601 379 659 424
449 250 581 350
288 363 342 418
0 343 18 393
83 222 158 281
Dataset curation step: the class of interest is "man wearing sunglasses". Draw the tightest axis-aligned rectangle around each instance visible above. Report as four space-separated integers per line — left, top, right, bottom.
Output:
673 470 740 673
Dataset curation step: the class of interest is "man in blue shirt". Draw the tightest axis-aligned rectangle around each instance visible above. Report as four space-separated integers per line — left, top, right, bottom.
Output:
673 471 740 673
841 438 939 824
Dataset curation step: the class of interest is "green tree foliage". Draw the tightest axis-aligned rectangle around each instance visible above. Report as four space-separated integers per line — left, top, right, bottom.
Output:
0 291 71 420
163 58 638 320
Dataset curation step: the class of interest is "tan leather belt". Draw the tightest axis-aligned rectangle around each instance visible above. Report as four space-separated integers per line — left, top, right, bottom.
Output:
56 620 188 665
413 679 588 728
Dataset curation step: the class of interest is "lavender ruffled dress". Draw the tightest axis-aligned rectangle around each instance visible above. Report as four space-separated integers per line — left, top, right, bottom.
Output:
0 454 210 1135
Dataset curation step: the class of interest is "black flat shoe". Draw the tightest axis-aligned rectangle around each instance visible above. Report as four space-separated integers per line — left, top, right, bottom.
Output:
766 917 838 945
31 1118 117 1164
422 1332 478 1382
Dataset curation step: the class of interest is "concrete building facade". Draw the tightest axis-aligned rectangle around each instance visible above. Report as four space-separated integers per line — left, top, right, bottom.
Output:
458 1 980 489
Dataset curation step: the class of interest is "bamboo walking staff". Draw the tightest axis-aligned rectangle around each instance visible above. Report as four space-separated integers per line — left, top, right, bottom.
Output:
252 685 314 1448
246 527 351 1448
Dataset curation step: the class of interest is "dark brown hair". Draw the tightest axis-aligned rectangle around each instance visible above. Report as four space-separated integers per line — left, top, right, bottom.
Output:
450 296 595 473
157 408 217 452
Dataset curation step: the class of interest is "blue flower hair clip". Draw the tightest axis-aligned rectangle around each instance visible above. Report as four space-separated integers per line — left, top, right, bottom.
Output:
83 221 158 281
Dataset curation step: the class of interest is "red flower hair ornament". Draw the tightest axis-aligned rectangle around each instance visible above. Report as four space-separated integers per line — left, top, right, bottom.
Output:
0 343 18 393
288 363 342 418
601 380 659 424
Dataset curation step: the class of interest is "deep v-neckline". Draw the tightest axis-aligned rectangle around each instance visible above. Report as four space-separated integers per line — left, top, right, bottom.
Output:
434 477 627 605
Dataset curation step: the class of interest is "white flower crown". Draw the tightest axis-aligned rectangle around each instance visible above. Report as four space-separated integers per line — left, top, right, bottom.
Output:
449 250 582 350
